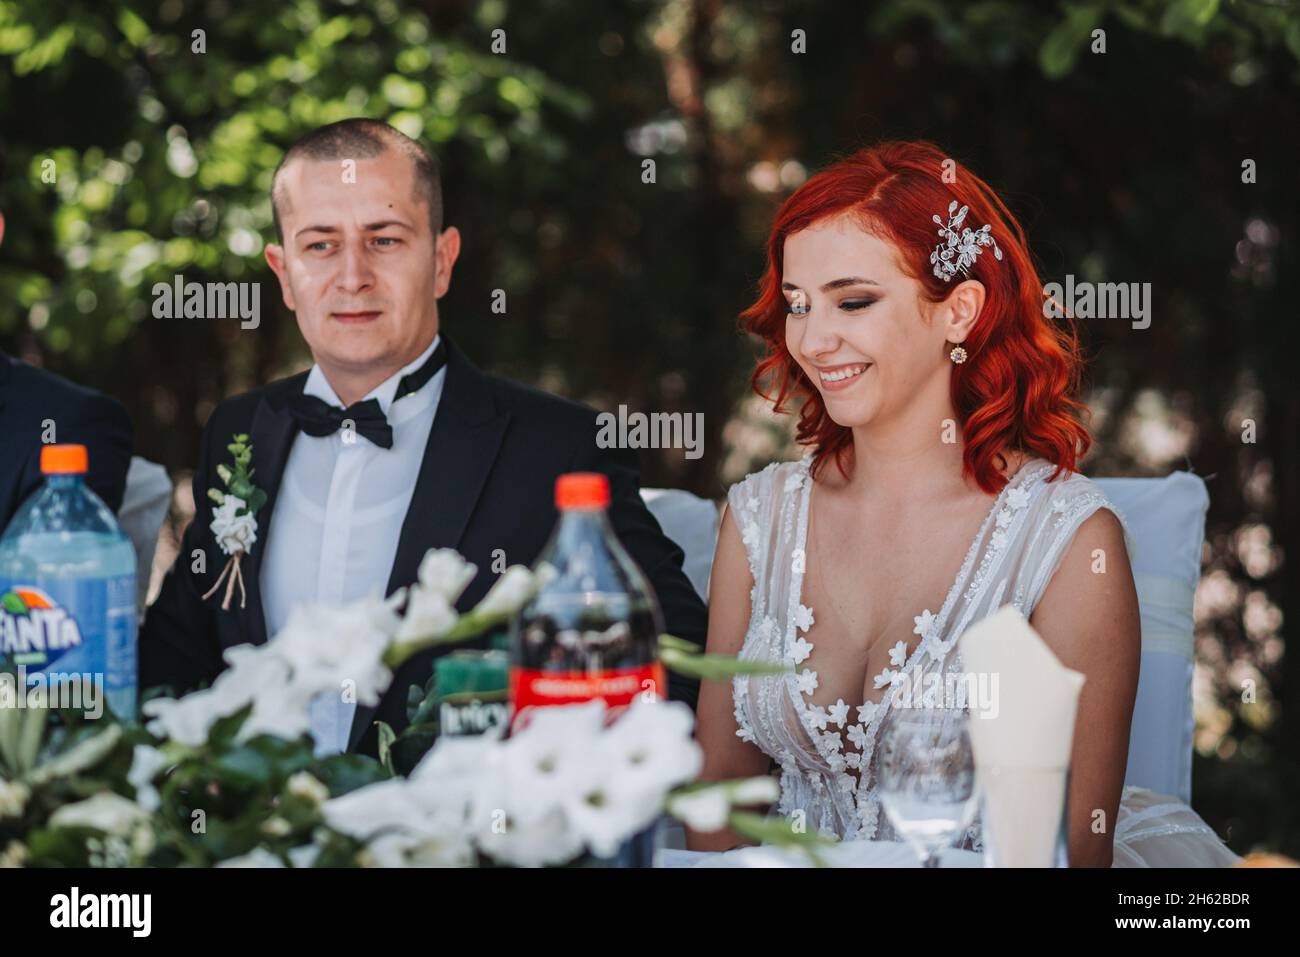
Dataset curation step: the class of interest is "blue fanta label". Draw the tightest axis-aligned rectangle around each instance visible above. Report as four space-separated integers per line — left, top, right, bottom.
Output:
0 445 138 721
0 575 136 719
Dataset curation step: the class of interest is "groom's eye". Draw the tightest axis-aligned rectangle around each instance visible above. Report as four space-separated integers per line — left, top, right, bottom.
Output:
372 236 401 247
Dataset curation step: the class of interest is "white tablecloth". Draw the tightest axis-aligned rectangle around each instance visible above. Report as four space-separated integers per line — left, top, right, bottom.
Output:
656 841 984 868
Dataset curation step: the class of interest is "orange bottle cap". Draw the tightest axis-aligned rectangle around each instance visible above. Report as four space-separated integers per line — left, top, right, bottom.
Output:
41 444 89 475
555 472 609 510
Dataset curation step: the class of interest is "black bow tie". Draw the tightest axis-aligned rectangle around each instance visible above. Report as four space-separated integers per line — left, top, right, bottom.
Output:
286 338 448 449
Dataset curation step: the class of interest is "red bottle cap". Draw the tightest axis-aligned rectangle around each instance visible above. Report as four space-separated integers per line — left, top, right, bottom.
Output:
555 472 609 510
41 444 88 475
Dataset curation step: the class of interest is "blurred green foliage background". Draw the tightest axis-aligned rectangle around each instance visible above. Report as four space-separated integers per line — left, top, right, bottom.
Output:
1 0 1297 855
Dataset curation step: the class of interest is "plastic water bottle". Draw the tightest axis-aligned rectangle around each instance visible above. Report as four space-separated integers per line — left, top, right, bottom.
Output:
0 444 137 720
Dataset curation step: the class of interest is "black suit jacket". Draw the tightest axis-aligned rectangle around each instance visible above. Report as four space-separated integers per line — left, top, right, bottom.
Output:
0 352 133 524
140 335 709 757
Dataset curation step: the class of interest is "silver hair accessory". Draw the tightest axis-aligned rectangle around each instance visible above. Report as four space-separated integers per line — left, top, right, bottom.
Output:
930 200 1002 282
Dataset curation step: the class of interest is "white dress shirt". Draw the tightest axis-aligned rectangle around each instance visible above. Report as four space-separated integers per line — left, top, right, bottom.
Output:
260 335 445 756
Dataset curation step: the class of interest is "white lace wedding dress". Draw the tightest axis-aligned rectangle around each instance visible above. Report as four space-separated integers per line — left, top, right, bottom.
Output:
721 454 1240 868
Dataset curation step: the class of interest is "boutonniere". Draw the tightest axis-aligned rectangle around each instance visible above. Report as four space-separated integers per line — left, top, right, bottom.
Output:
201 433 267 610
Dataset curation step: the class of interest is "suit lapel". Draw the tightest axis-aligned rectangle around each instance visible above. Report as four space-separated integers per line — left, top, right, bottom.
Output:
349 336 512 752
240 377 303 648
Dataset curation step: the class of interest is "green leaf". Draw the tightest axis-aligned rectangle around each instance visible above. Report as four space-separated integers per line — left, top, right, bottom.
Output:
1160 0 1220 42
216 463 233 486
1038 4 1103 80
313 752 391 795
376 721 396 775
1 591 29 615
206 702 254 750
389 723 440 777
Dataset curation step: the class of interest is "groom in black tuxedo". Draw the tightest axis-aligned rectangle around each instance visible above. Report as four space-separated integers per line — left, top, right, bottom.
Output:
139 119 708 758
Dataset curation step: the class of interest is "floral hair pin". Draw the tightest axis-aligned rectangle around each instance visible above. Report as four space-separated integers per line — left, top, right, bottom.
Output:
201 433 267 611
930 200 1002 282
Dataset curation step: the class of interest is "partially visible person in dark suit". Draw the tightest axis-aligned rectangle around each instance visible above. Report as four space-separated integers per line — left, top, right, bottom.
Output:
0 206 134 525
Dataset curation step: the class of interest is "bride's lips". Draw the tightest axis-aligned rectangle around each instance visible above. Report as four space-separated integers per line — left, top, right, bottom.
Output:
331 310 382 324
814 361 872 392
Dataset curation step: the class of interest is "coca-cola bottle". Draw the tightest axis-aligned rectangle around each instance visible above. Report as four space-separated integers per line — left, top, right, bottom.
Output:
508 472 665 732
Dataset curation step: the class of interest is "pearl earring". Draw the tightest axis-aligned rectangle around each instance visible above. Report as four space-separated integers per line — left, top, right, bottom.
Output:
949 345 968 364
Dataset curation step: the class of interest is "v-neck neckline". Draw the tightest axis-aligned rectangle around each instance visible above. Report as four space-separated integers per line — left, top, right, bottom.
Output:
783 453 1050 764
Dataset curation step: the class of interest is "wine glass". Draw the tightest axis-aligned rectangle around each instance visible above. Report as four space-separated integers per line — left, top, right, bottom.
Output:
878 707 978 868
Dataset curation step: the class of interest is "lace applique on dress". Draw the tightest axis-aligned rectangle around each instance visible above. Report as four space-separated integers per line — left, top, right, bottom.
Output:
727 457 1118 849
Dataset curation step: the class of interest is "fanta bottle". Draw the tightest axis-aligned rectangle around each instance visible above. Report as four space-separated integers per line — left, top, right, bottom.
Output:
0 444 137 719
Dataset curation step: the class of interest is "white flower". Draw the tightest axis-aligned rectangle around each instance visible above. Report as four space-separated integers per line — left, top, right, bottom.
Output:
794 604 815 632
588 701 702 852
216 847 286 868
788 635 813 665
468 701 610 866
50 792 150 836
744 492 759 513
785 471 805 491
913 609 936 639
127 745 169 812
1051 494 1071 513
0 840 27 867
873 668 897 690
286 771 330 807
261 816 292 837
287 844 321 868
828 699 850 727
847 724 870 749
888 640 908 668
474 565 537 617
210 495 258 556
665 789 728 831
396 585 458 643
1006 486 1031 511
990 529 1008 551
741 519 761 550
416 548 478 604
927 637 954 663
271 591 400 708
796 668 819 695
856 701 877 724
844 751 863 770
667 777 778 832
995 507 1013 529
0 780 30 819
806 705 829 731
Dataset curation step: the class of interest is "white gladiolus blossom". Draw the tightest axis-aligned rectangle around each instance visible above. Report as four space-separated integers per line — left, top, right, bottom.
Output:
416 549 477 604
50 792 151 835
127 745 169 812
474 565 536 617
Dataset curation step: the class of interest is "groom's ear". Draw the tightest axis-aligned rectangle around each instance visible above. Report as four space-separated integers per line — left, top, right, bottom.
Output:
941 279 986 345
433 226 461 299
265 243 297 312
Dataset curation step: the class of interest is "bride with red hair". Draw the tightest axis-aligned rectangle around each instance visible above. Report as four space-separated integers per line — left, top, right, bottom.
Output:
690 140 1238 867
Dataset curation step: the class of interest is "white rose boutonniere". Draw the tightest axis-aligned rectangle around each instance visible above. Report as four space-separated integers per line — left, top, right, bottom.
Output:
201 433 267 610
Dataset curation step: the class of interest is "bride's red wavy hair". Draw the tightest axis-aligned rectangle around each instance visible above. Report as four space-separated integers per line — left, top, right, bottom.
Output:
740 140 1091 493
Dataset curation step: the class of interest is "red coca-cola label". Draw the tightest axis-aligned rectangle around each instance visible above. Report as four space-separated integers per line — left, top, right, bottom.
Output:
509 662 665 731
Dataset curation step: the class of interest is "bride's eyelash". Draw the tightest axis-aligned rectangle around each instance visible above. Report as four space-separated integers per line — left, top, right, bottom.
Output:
782 297 878 315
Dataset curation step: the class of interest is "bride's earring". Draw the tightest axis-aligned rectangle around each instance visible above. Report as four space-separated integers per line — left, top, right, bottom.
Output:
949 344 968 364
